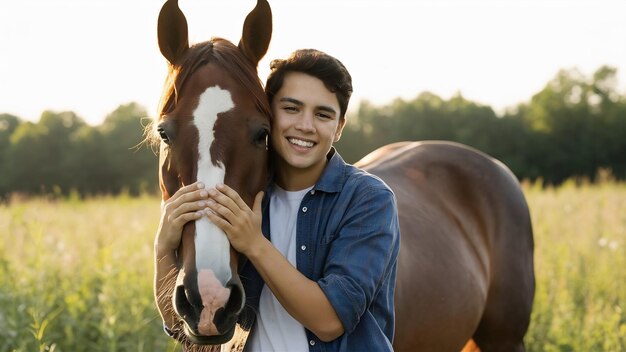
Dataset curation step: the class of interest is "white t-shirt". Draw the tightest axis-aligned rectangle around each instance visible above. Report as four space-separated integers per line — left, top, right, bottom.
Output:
247 185 312 352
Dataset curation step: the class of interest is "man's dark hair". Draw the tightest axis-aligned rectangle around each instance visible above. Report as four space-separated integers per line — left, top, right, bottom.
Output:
265 49 353 119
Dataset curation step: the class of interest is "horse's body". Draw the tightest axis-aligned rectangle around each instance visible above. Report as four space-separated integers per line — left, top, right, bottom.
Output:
153 1 534 351
357 141 535 352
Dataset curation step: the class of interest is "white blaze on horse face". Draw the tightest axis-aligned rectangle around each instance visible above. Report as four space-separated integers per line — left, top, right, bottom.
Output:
192 86 234 288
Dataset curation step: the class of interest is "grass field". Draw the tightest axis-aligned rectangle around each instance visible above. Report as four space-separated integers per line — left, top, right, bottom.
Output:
1 181 625 351
523 179 626 351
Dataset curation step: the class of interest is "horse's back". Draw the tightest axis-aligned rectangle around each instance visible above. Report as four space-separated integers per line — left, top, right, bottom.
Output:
358 141 534 352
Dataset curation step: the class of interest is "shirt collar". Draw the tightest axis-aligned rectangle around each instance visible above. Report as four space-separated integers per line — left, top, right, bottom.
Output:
312 147 349 194
264 147 349 200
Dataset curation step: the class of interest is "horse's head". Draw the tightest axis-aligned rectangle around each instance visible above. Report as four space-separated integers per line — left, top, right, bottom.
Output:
154 0 272 345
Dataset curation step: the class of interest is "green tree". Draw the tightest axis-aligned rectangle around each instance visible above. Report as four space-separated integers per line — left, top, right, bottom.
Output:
337 92 499 164
65 126 112 195
98 103 158 195
1 104 159 197
517 66 625 184
589 66 626 180
5 110 87 195
339 65 626 184
4 121 50 194
40 111 87 192
0 114 22 197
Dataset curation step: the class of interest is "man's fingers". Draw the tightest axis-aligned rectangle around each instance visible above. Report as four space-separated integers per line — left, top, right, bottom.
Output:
207 199 237 223
170 189 208 211
208 187 240 212
170 182 205 201
252 191 264 215
170 199 209 218
206 211 232 232
173 211 204 228
215 184 248 210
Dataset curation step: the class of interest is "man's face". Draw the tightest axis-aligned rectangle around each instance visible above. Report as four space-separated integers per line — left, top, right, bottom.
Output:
270 72 346 184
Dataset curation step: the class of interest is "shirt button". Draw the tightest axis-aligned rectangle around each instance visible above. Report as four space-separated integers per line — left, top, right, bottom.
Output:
302 206 308 213
310 190 315 195
301 245 307 251
309 339 316 346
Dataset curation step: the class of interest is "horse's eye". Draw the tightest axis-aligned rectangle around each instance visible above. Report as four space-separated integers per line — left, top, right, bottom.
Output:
253 128 270 150
157 126 171 145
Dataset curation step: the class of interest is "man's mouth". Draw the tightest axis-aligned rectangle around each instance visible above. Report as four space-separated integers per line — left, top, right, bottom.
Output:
287 137 315 148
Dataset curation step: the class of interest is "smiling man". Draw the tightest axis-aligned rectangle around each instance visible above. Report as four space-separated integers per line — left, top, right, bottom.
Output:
269 70 346 191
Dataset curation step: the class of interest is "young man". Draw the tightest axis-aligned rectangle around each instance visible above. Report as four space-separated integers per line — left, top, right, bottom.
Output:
156 49 400 351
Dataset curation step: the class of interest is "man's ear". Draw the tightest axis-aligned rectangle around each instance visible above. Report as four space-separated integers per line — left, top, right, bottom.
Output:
334 118 347 142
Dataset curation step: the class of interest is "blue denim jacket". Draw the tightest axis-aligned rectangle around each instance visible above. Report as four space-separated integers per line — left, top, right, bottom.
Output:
239 149 400 351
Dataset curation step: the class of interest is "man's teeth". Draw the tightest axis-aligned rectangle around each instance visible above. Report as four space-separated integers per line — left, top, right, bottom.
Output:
288 138 314 148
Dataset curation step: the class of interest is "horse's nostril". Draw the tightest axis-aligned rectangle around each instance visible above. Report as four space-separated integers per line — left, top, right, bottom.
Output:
226 282 245 313
212 282 244 334
183 270 203 309
213 306 234 334
174 284 195 320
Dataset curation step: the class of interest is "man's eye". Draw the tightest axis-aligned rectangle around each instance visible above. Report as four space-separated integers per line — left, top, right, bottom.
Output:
283 106 298 112
317 113 331 119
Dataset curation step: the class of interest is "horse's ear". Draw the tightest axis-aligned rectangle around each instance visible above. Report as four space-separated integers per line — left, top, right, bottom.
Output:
238 0 272 69
158 0 189 65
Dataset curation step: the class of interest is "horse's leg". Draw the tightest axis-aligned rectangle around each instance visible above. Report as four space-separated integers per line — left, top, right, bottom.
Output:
471 272 530 352
472 187 534 352
471 279 532 352
471 258 533 351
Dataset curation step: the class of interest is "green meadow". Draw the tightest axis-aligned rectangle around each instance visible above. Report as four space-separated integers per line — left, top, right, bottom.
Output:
1 181 625 351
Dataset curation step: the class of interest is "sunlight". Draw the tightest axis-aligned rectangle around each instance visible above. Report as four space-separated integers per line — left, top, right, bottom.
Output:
1 0 625 124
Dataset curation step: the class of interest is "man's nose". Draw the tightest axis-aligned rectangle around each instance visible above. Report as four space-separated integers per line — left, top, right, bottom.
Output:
295 111 315 132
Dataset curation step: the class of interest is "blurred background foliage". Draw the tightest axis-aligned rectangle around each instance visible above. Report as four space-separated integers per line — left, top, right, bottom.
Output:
1 65 625 198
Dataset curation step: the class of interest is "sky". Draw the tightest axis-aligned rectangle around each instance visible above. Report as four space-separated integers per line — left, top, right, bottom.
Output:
1 0 625 125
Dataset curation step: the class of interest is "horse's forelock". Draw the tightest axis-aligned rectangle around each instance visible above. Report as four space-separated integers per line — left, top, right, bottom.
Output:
210 38 272 121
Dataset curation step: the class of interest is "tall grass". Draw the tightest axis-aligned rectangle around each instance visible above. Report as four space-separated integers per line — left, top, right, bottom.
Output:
0 194 179 352
524 179 626 351
0 181 625 351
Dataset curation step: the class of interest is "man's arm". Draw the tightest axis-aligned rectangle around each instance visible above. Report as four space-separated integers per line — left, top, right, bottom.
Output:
246 236 345 341
154 247 179 329
205 185 344 342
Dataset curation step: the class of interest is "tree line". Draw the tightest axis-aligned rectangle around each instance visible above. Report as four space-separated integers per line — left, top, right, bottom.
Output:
338 65 626 184
1 65 624 198
0 103 157 198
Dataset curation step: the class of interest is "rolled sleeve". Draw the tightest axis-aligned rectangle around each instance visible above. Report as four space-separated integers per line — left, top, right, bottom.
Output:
317 185 400 334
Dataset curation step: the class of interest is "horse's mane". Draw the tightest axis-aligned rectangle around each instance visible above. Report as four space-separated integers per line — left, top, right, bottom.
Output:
146 37 272 147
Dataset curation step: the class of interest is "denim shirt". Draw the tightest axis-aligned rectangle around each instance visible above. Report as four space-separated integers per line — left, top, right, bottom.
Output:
239 149 401 352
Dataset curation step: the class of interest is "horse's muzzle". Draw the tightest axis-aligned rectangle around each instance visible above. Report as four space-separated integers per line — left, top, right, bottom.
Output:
173 272 245 345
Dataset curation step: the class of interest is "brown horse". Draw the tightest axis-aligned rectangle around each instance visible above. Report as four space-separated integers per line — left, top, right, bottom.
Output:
152 1 534 351
152 0 272 349
357 141 535 352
